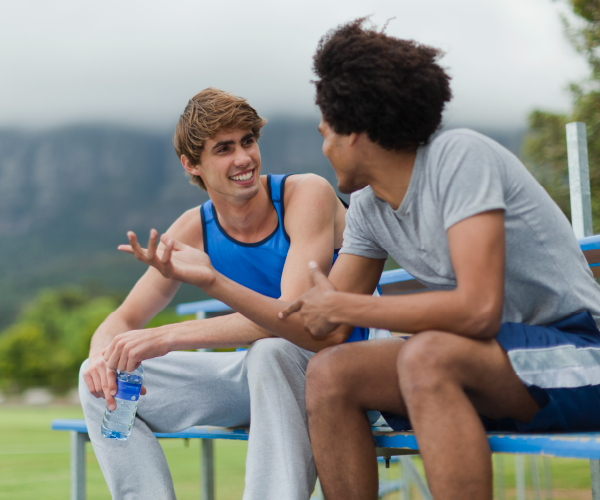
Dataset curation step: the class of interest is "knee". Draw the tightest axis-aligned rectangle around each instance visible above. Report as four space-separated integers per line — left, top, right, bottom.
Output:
305 345 353 413
397 331 459 399
246 338 295 368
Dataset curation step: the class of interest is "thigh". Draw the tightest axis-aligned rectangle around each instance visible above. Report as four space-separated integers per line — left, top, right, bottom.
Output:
401 331 539 423
307 338 407 415
137 350 252 430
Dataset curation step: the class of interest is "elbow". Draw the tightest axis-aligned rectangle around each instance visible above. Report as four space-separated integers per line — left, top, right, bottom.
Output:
311 331 349 352
460 301 502 340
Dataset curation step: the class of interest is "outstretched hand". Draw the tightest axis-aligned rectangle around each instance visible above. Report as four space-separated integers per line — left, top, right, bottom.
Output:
278 261 341 337
118 230 217 289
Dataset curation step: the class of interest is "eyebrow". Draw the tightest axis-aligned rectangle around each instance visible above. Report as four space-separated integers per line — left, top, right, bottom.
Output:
211 133 256 152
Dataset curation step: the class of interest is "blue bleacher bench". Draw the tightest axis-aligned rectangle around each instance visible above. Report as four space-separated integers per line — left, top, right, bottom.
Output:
53 234 600 500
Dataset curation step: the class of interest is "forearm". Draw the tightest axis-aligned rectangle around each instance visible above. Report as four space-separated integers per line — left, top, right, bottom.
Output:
323 289 500 339
89 313 140 358
161 314 273 351
206 274 351 351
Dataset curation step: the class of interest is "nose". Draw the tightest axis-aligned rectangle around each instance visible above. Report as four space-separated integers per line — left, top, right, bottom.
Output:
232 147 251 168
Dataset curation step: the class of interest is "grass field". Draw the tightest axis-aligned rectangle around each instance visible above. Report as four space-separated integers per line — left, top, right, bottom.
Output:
0 406 247 500
0 405 595 500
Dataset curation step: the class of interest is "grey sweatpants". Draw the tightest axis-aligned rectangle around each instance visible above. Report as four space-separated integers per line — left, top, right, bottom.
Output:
79 338 315 500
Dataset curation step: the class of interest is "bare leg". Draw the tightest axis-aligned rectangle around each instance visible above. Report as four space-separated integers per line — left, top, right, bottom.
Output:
305 339 408 500
397 331 538 500
306 333 539 500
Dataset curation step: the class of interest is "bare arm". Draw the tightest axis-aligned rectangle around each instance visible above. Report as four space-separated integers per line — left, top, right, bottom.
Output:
282 210 505 340
106 176 383 375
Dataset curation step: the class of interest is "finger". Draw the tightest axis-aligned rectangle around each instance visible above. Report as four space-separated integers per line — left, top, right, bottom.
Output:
102 344 113 363
126 357 141 373
105 369 117 410
128 232 148 262
117 245 134 254
83 370 101 399
104 341 121 371
117 349 129 374
141 385 147 396
90 369 105 399
161 237 174 264
278 299 303 319
308 261 329 286
161 233 184 251
147 229 158 261
99 367 116 410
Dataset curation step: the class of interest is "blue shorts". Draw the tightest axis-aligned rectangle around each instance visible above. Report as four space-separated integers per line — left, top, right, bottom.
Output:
382 311 600 433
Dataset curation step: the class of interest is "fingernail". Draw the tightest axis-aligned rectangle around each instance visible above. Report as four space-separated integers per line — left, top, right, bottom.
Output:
309 261 318 268
110 389 116 396
278 312 283 318
109 404 116 411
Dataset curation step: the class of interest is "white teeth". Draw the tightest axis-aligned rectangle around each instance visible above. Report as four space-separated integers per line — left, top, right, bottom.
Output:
231 171 253 181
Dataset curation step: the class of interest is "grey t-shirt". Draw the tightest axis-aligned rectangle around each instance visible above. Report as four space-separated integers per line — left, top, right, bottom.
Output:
340 129 600 327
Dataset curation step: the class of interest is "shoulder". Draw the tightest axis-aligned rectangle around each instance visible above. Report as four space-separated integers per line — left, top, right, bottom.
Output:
284 173 338 211
165 206 204 249
427 129 504 160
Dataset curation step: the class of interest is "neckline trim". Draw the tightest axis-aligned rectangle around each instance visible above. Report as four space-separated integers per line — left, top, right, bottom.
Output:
211 202 280 248
209 174 283 248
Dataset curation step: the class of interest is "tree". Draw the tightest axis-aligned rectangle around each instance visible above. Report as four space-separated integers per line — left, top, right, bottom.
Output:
523 0 600 231
0 287 116 392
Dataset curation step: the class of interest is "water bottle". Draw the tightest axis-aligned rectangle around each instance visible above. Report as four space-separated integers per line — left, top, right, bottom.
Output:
101 364 144 440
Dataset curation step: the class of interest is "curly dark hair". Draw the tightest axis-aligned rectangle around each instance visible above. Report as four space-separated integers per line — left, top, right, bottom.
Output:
313 18 452 151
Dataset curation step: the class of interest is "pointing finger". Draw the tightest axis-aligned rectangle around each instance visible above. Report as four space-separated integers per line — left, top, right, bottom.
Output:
278 299 303 319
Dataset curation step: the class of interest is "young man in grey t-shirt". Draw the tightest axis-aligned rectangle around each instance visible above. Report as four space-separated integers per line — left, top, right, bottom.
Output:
275 20 600 500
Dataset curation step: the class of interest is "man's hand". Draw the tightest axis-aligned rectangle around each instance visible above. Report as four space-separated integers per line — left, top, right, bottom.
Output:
82 354 119 410
103 328 171 374
279 261 342 337
118 230 217 289
83 353 148 410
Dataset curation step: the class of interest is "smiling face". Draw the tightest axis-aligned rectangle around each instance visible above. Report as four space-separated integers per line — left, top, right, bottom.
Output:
318 118 366 194
182 128 261 201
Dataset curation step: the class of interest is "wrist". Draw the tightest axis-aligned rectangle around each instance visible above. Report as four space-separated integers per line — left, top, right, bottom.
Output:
161 325 176 353
325 291 349 325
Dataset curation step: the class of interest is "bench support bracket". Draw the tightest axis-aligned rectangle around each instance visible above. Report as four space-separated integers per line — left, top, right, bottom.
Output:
201 439 215 500
70 431 89 500
591 459 600 500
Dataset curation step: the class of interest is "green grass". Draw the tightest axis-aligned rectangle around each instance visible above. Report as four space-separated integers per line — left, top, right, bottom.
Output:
0 405 596 499
0 406 247 500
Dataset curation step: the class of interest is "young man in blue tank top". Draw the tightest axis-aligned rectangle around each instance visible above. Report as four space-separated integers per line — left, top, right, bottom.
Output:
80 88 388 500
124 21 600 500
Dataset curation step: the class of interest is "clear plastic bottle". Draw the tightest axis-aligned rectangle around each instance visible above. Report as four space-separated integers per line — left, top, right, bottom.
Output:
101 364 144 440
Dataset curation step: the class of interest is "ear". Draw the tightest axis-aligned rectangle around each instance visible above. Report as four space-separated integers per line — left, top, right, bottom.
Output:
180 155 202 176
348 132 360 147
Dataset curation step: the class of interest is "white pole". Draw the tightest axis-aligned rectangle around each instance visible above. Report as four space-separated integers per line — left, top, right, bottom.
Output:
566 122 593 238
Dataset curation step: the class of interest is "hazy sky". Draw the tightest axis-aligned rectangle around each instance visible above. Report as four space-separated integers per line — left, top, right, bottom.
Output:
0 0 589 130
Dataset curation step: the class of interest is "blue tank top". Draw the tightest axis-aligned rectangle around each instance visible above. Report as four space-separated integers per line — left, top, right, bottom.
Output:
201 174 368 343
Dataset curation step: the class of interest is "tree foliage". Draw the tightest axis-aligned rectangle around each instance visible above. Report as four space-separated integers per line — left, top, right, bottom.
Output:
523 0 600 231
0 287 193 392
0 287 116 392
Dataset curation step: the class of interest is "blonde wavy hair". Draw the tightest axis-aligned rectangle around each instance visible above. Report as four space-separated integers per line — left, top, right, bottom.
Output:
173 88 268 190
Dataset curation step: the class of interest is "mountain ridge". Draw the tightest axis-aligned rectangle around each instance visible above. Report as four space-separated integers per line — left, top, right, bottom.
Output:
0 119 525 328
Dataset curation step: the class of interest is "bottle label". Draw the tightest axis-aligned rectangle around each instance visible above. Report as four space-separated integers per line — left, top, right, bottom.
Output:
115 380 142 401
